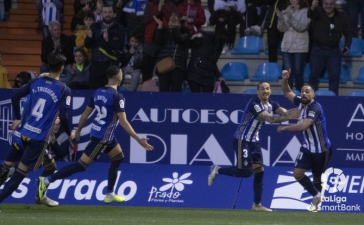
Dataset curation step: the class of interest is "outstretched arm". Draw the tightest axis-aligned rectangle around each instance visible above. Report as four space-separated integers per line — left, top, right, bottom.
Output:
281 69 296 103
75 106 94 141
277 118 313 132
257 108 300 124
117 112 154 151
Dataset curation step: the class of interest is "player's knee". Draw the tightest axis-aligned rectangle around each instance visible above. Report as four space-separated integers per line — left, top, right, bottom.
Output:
111 153 124 166
77 160 89 171
237 169 252 178
313 176 321 183
44 162 57 173
253 166 264 175
293 170 304 180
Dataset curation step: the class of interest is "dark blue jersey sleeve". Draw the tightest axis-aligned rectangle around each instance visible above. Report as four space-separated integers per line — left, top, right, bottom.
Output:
305 103 321 122
293 96 301 106
59 87 72 109
113 93 126 113
248 99 264 117
59 108 71 136
11 80 32 120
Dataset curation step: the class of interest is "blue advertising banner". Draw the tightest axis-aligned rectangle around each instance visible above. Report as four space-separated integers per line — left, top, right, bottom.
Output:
0 89 363 168
1 163 363 213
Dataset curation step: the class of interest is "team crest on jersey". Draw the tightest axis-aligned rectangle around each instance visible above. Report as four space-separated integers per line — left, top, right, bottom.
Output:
308 110 315 117
254 105 261 113
244 160 248 166
119 100 125 108
66 96 71 106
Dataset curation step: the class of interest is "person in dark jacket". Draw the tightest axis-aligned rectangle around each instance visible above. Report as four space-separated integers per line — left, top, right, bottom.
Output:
41 21 75 73
308 0 352 96
155 12 190 92
85 3 126 89
187 30 228 93
64 48 90 89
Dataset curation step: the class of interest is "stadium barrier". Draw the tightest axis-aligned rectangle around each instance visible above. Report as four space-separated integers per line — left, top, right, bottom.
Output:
1 163 363 213
0 89 363 169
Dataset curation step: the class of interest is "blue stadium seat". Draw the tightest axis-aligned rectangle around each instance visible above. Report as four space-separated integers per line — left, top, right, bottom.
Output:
349 91 364 97
353 66 364 84
340 37 364 57
231 36 263 55
279 90 301 96
250 63 281 82
221 62 248 81
315 90 336 96
242 89 258 94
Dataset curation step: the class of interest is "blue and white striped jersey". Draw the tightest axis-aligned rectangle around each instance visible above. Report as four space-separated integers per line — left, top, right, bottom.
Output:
88 87 125 141
294 96 331 153
234 97 280 142
42 0 59 26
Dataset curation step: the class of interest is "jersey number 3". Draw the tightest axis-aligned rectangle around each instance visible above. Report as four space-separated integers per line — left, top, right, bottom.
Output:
31 98 46 121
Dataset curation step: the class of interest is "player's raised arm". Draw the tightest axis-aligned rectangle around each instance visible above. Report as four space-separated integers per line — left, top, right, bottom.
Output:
281 69 296 103
117 112 154 151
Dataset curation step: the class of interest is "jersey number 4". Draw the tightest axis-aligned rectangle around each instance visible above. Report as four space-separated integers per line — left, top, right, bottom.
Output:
31 98 46 121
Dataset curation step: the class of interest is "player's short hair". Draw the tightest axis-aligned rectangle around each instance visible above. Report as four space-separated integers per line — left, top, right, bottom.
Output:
301 84 315 92
106 65 121 79
48 51 66 73
257 81 269 90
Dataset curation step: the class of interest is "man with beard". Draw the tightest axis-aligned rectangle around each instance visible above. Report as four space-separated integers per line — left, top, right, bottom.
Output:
85 3 126 89
278 70 332 212
208 81 300 212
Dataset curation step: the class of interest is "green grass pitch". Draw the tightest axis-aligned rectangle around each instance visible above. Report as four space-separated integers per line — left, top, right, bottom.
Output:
0 204 363 225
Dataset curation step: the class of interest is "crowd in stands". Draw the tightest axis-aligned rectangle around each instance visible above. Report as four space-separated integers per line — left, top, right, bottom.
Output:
0 0 362 95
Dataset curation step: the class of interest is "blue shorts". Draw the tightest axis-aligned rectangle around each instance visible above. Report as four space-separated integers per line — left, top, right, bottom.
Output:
20 136 48 171
234 139 263 170
83 136 119 161
295 146 331 177
5 142 24 163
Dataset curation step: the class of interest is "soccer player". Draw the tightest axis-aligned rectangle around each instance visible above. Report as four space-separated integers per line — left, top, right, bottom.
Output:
38 65 154 204
278 70 331 212
0 52 73 211
208 82 300 212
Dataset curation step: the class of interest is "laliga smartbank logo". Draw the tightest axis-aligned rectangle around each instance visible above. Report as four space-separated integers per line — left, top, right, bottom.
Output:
313 167 361 212
148 172 193 203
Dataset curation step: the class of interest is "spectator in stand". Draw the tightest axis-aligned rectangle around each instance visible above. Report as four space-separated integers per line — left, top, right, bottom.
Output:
308 0 352 96
36 0 63 37
346 0 364 40
244 0 268 36
277 0 310 91
75 10 95 59
177 0 206 35
123 0 148 38
85 3 126 89
121 31 144 91
13 72 32 88
94 0 105 22
41 21 75 73
265 0 288 62
210 0 246 51
1 0 11 21
141 0 177 83
187 31 228 93
71 0 96 32
0 51 11 88
64 48 90 89
155 13 190 92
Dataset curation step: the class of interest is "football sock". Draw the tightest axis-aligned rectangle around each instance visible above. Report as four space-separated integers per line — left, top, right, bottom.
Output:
48 161 87 183
296 174 319 196
253 167 264 205
108 153 124 193
0 168 27 203
314 181 323 193
40 162 57 177
0 163 11 178
218 167 252 178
